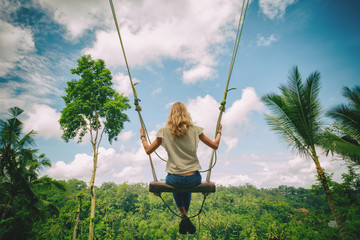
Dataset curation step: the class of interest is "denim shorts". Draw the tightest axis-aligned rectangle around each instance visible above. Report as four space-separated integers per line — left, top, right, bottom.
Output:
165 171 202 211
165 171 201 189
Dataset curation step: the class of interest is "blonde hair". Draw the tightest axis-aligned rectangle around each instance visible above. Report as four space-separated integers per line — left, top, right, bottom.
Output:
166 102 193 138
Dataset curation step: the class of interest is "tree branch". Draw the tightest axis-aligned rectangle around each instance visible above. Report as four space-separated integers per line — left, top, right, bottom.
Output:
94 105 99 144
97 127 105 150
88 115 94 144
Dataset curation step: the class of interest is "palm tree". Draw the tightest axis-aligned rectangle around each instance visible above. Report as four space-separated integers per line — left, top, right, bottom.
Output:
324 86 360 165
0 107 64 239
0 107 39 218
262 66 348 240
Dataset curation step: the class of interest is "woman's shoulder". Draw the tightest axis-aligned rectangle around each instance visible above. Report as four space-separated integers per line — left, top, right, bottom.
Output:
157 126 169 131
156 127 170 137
191 125 204 134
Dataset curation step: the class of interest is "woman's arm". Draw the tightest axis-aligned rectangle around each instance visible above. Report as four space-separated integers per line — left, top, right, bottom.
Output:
140 128 162 155
199 124 222 150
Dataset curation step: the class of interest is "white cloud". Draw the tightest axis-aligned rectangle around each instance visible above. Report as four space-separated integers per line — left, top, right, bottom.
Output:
46 146 149 185
96 147 120 174
210 150 348 188
23 104 62 139
257 155 316 187
224 153 260 167
82 0 247 84
186 88 264 151
187 94 219 136
113 166 144 183
45 142 348 188
222 88 265 151
36 0 110 40
215 174 254 186
257 33 279 47
118 130 134 142
0 85 43 117
0 66 63 118
113 72 134 97
33 0 252 83
0 14 65 116
253 153 347 188
259 0 296 20
222 137 239 153
182 64 216 84
46 153 92 182
0 20 35 77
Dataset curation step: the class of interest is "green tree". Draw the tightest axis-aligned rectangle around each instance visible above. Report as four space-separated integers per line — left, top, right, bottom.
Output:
323 86 360 165
0 107 61 239
312 166 360 239
59 54 131 240
261 66 348 239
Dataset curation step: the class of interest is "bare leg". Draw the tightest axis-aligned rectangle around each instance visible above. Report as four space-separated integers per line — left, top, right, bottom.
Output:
179 207 187 217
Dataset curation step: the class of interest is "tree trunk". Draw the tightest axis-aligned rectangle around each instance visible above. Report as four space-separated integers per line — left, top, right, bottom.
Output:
0 198 13 220
88 147 98 240
73 198 82 240
313 154 348 240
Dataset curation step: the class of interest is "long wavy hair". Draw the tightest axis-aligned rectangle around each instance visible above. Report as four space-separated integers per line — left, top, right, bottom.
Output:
166 102 193 138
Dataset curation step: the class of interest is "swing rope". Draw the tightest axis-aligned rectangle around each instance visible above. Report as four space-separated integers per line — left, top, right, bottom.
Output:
109 0 249 177
156 193 209 219
109 0 249 219
206 0 249 181
109 0 161 182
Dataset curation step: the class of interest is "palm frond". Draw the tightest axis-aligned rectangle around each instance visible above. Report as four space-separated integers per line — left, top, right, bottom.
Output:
326 86 360 166
287 67 321 144
16 130 37 150
264 113 308 156
327 103 360 143
8 107 24 119
262 66 323 157
325 85 360 166
320 131 360 162
342 86 360 110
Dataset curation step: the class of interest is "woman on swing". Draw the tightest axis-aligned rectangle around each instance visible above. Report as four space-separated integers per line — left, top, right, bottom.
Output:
140 102 222 234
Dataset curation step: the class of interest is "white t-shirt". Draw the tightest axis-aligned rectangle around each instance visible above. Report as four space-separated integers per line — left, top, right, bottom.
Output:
156 125 204 174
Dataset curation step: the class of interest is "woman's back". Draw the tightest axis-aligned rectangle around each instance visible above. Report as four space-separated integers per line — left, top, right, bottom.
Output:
156 126 203 174
140 102 222 234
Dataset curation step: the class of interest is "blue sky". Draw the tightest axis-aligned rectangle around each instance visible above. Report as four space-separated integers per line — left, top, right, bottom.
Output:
1 0 359 188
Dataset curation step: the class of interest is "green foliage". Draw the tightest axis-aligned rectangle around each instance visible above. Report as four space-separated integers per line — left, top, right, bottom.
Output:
312 166 360 240
0 107 65 239
59 55 131 239
59 54 131 144
28 179 360 240
262 66 350 239
262 66 322 156
325 86 360 165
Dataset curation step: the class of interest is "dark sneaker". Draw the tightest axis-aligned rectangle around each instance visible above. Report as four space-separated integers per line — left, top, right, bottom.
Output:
179 218 187 234
182 215 196 234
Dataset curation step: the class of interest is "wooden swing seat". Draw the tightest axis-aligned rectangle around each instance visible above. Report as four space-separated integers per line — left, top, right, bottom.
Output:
149 181 216 193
